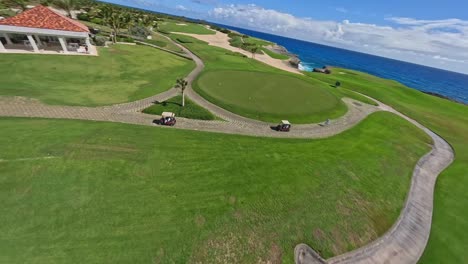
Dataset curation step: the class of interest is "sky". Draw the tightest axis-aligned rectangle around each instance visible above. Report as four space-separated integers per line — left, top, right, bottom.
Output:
104 0 468 74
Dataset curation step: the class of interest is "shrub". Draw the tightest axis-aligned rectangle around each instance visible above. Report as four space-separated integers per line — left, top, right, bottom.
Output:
93 36 108 46
77 13 90 21
90 18 103 25
176 37 193 44
220 29 231 34
117 37 134 43
129 26 151 39
228 32 241 38
157 29 171 35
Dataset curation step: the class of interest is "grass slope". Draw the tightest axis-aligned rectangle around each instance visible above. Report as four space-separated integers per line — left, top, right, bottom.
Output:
142 95 216 120
0 113 431 263
196 70 345 123
261 47 290 60
306 68 468 264
0 44 195 106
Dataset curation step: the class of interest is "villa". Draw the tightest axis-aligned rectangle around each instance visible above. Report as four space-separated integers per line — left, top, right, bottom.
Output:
0 5 96 55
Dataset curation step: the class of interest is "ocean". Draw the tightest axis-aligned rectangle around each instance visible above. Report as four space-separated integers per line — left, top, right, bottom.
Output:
216 24 468 104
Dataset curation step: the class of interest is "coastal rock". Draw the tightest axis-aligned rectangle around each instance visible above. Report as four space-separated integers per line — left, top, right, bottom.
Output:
265 44 302 69
313 66 332 74
289 56 301 68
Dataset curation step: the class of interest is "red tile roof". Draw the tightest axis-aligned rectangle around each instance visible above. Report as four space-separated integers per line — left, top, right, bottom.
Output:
0 5 89 33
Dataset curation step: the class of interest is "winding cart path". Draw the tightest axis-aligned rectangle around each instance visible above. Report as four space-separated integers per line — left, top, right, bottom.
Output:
0 38 454 264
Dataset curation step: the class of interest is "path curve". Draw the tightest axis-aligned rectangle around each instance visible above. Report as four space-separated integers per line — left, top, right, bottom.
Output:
0 37 455 264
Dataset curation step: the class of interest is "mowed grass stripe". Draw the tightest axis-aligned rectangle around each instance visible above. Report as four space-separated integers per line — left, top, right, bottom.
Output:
195 70 346 123
0 112 430 263
0 44 195 106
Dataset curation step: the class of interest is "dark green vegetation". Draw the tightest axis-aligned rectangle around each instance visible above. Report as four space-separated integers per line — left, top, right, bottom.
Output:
196 70 345 123
228 32 287 59
159 21 215 35
308 68 468 264
143 95 216 120
0 113 431 263
171 33 376 123
0 44 194 106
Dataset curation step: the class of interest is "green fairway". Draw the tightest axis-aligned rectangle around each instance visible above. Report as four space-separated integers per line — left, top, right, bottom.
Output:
169 34 372 123
159 21 215 35
0 113 430 263
306 68 468 264
143 95 216 120
0 44 195 106
196 70 345 123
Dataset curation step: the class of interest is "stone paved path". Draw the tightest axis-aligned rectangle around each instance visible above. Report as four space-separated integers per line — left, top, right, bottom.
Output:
295 101 454 264
0 37 455 264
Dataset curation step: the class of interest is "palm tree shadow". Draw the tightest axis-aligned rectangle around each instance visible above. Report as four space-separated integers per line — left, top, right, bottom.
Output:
153 100 182 107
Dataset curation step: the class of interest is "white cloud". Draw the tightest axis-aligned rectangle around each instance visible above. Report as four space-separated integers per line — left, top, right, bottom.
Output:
176 5 188 11
335 7 348 13
209 4 468 74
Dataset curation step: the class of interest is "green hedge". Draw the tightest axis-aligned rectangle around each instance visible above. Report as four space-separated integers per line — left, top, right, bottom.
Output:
142 95 216 120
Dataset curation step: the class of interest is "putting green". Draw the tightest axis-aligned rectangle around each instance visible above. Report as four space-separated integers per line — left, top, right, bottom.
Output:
195 70 346 123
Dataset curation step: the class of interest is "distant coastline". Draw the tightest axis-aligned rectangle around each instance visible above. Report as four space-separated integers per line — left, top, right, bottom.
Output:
214 23 468 104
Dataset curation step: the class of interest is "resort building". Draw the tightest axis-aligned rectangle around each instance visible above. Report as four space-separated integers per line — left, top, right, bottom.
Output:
0 5 96 55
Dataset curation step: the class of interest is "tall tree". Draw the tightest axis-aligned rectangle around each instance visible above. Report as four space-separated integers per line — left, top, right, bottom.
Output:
100 6 126 43
175 78 188 107
52 0 79 17
3 0 27 12
251 46 259 59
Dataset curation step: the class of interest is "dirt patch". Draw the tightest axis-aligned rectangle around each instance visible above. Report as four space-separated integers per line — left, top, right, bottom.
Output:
336 201 352 216
233 210 243 220
195 215 206 228
259 243 282 264
331 226 347 255
313 228 325 242
228 195 236 205
153 248 165 264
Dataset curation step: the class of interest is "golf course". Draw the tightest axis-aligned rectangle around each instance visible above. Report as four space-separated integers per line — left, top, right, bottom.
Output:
0 44 195 106
0 113 430 263
0 2 467 264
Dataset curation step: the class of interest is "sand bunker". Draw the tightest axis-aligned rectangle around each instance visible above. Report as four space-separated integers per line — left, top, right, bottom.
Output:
175 31 302 75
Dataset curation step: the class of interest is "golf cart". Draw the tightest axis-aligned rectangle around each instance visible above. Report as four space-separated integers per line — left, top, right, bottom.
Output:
276 120 291 132
158 112 176 126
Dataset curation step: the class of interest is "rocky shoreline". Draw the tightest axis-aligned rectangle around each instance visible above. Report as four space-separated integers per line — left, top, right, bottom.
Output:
265 44 301 68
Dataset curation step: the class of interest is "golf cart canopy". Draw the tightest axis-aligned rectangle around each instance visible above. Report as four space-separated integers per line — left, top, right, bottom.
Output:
162 112 176 118
281 120 291 125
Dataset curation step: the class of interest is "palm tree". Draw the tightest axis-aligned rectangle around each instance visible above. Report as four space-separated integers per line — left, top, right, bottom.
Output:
100 6 127 43
175 78 188 107
251 46 259 59
53 0 79 17
4 0 27 12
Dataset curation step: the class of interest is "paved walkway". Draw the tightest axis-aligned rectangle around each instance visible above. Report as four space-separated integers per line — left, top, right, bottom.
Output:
0 36 455 264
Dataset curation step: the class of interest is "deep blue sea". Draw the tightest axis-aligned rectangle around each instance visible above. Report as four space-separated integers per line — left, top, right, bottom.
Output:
217 24 468 104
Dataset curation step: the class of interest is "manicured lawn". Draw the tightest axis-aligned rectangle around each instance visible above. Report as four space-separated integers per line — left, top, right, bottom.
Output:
261 47 290 60
306 68 468 264
142 95 216 120
196 70 345 123
0 113 430 263
159 21 215 35
142 33 183 53
169 34 376 123
0 44 195 106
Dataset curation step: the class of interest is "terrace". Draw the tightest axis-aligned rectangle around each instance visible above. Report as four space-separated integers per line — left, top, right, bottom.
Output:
0 5 97 56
